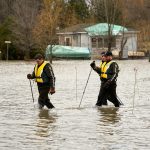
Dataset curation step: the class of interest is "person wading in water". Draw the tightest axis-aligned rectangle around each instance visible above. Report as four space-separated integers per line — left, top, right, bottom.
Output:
27 54 55 109
90 51 108 105
90 51 120 107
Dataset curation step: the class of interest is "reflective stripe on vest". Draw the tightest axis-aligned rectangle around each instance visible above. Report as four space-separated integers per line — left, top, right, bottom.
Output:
34 61 48 83
101 61 115 79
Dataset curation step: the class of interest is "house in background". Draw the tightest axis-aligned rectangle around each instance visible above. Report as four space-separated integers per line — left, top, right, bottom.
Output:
57 23 140 59
57 24 92 48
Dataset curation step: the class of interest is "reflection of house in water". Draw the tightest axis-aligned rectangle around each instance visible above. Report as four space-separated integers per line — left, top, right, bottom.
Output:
57 23 140 59
36 110 57 137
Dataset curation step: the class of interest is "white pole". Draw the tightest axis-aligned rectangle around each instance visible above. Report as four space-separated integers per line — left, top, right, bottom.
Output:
7 43 9 61
133 67 137 113
75 66 77 101
5 41 11 61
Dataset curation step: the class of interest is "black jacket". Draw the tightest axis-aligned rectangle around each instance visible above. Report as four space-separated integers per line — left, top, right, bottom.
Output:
107 61 119 81
32 62 55 88
94 61 119 82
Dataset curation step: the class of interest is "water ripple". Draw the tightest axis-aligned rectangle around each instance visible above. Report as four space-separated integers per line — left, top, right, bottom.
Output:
0 60 150 150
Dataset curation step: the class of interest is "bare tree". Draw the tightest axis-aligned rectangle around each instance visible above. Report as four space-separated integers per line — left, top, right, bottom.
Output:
0 0 14 22
118 0 129 59
103 0 123 51
88 0 132 59
33 0 63 63
11 0 41 59
88 0 123 52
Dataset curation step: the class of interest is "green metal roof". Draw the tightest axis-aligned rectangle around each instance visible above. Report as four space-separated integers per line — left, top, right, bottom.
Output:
85 23 128 36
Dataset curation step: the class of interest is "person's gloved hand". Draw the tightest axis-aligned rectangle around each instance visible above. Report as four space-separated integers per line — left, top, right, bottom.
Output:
49 87 55 95
104 80 112 89
27 74 32 79
90 61 96 69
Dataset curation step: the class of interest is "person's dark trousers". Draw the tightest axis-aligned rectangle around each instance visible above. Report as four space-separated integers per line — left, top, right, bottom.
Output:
102 97 108 105
108 83 120 107
38 86 54 109
100 79 108 105
96 87 108 105
96 81 120 107
96 82 107 106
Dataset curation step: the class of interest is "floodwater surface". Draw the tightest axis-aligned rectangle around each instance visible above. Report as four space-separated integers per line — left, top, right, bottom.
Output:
0 60 150 150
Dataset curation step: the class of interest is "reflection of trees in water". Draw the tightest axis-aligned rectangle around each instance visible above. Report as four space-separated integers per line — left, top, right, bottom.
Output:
97 107 120 124
36 109 57 137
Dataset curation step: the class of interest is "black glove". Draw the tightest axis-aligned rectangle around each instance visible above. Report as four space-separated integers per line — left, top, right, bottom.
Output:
90 61 96 69
27 74 32 79
104 80 112 89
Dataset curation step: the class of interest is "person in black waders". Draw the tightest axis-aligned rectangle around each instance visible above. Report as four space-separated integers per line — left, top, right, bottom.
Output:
27 54 55 109
90 51 120 107
90 51 108 105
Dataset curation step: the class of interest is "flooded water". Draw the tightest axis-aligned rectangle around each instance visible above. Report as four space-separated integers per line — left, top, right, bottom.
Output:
0 59 150 150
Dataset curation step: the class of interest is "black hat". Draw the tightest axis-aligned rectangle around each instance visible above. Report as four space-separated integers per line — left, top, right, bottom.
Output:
104 51 113 56
34 53 44 59
101 51 106 56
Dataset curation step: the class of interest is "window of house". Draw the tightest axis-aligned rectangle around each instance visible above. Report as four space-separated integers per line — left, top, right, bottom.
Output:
65 37 71 46
91 38 97 48
98 38 103 48
104 38 108 47
104 37 116 48
91 37 116 48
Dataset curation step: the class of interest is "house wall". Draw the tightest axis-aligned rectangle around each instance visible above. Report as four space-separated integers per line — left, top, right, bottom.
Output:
59 34 73 46
115 33 138 58
58 33 90 48
80 33 89 47
125 33 137 51
58 31 138 59
72 34 80 46
59 35 65 45
116 37 121 49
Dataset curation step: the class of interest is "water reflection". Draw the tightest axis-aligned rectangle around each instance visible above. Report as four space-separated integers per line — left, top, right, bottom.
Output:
97 107 120 124
36 109 56 137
